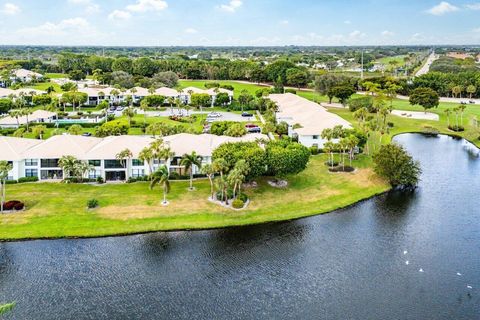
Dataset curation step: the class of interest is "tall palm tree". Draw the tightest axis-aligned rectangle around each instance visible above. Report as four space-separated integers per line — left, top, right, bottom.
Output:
180 151 203 190
212 158 228 179
201 164 216 200
116 148 133 169
458 105 467 127
444 108 452 127
139 147 154 175
214 176 229 204
150 165 170 205
21 108 33 132
167 96 175 114
0 161 13 213
58 155 78 180
122 107 136 126
140 99 149 126
75 161 94 182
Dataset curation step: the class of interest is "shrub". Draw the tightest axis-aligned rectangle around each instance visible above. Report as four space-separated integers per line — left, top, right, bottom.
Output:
373 143 422 189
87 199 99 209
387 122 394 128
13 202 25 210
284 88 297 94
309 145 319 155
448 125 465 132
328 166 355 173
2 200 24 211
18 177 38 183
238 193 249 203
423 126 439 136
169 171 180 180
349 96 374 112
232 199 245 209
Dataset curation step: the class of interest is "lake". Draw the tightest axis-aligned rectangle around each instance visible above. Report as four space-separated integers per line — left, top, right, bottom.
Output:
0 134 479 319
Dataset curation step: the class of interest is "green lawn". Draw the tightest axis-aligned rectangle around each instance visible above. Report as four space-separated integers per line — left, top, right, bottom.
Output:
26 82 64 93
179 80 269 98
0 155 389 240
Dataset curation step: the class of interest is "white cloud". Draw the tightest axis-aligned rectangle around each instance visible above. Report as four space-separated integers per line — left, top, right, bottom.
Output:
1 3 20 15
68 0 100 14
344 20 351 24
465 3 480 10
381 30 394 37
217 0 242 12
280 20 289 25
473 27 480 33
108 0 167 21
184 28 198 34
427 2 459 15
108 10 131 20
126 0 168 12
17 17 90 35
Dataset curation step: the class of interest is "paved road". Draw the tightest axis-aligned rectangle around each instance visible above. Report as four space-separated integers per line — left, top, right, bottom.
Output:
415 52 439 77
141 109 257 122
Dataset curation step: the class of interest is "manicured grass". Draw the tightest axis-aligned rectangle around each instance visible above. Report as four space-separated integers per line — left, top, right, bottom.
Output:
0 155 389 240
179 80 268 98
26 82 64 93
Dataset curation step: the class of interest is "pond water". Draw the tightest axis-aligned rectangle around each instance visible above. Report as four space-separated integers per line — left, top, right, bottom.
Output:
0 134 479 319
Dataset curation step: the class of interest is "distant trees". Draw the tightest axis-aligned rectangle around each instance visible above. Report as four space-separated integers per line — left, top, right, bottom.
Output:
315 74 355 103
0 160 13 213
329 85 356 106
152 71 179 88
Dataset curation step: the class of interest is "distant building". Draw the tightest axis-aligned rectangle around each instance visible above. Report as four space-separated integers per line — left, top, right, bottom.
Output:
446 52 473 60
269 93 351 148
11 69 44 83
0 110 57 129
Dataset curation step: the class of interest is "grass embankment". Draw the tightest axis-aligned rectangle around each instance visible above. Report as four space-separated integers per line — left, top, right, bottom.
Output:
0 155 389 240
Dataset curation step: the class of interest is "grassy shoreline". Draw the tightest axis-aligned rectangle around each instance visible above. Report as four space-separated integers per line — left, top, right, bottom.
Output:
0 155 389 241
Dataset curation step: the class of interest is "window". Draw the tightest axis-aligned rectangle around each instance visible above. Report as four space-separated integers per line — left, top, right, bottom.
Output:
25 169 38 177
153 159 165 165
104 160 125 169
41 159 59 168
25 159 38 166
312 135 319 140
132 169 145 178
89 160 101 167
132 159 143 167
89 170 101 179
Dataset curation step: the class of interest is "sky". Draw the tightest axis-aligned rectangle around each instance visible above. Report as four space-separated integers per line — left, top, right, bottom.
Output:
0 0 479 46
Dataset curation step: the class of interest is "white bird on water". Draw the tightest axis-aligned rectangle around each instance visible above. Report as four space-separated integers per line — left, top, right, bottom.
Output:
467 285 473 289
405 261 409 265
457 273 462 276
419 268 424 273
403 251 408 255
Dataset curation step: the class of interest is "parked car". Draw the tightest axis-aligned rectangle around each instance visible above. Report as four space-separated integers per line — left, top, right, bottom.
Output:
109 106 116 111
82 132 92 137
245 124 258 128
116 106 124 111
469 100 476 104
242 112 254 117
460 101 467 105
247 127 262 133
208 112 222 118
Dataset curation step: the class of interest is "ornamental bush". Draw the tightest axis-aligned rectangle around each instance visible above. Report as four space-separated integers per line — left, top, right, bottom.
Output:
232 199 245 209
87 199 99 209
265 139 310 177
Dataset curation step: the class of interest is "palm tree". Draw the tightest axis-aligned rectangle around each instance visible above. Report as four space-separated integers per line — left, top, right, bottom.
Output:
201 164 216 200
148 87 156 96
150 165 170 205
167 96 175 114
9 109 22 128
58 155 78 180
214 176 229 204
180 151 203 190
0 161 13 213
458 105 467 127
346 136 359 166
21 108 33 132
122 107 136 126
444 108 452 127
139 147 154 175
75 161 93 182
212 158 228 179
139 99 149 126
116 148 133 169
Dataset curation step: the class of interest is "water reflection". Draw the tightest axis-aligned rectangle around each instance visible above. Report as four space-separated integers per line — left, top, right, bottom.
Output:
0 134 479 320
